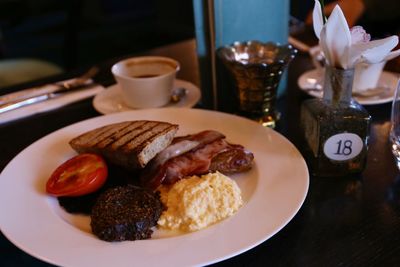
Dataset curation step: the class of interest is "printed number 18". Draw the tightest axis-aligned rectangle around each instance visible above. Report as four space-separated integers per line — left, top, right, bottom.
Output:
335 140 353 156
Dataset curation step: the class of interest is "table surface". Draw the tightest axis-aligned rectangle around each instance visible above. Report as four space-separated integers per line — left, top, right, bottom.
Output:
1 39 400 267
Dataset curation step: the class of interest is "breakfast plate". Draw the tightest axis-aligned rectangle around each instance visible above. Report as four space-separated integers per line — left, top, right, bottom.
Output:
92 79 201 114
0 108 309 267
298 69 399 105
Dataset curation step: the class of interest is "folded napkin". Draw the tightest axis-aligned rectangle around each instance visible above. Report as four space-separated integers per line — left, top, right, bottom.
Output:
0 83 104 124
312 0 400 69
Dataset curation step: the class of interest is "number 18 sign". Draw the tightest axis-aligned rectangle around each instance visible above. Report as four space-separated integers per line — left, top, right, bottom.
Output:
323 133 364 161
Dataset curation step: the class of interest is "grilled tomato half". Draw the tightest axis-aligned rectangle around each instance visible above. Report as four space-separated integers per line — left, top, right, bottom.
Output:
46 153 108 197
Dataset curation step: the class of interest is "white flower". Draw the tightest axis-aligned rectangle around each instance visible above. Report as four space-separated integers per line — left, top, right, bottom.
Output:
312 0 400 69
350 26 370 44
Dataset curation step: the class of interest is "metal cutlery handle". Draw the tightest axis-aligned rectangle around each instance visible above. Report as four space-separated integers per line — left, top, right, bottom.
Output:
0 66 99 105
0 94 51 114
0 85 56 106
0 82 99 114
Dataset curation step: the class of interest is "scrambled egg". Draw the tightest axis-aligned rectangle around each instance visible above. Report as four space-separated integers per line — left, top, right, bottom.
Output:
157 172 243 232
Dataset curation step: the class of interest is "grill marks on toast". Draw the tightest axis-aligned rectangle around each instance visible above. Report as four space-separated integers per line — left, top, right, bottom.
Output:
108 121 161 151
121 123 173 153
76 122 132 148
96 121 150 149
69 120 179 169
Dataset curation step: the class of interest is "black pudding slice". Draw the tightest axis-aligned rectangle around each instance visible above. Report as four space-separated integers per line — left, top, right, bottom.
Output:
57 163 140 215
90 185 164 242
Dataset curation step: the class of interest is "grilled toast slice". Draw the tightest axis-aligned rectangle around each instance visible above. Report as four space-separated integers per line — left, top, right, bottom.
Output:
69 120 179 169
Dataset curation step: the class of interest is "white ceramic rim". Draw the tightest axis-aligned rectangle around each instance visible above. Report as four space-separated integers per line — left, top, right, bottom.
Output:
111 56 180 81
297 68 400 105
0 108 309 267
92 79 202 114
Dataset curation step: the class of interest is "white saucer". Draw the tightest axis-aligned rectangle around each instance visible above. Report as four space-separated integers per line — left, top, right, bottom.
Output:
298 69 400 105
93 79 201 114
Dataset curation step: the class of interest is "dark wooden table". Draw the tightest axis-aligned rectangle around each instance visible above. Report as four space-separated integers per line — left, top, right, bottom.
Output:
1 39 400 267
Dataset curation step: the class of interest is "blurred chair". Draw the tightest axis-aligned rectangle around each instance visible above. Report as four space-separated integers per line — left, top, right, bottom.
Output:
0 58 63 88
0 0 64 88
0 0 195 89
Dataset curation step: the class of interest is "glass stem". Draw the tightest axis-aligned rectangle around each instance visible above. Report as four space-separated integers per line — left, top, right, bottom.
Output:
322 66 354 106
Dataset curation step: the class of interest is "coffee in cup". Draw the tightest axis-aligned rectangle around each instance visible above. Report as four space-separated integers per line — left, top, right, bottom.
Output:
111 56 180 108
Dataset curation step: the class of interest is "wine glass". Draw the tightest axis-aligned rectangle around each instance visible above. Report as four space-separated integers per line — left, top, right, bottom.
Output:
390 79 400 169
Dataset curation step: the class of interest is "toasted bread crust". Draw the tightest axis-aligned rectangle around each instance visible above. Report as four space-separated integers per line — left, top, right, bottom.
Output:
69 120 178 169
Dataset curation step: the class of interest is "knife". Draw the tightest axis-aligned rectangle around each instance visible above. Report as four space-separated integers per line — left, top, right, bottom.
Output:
0 67 99 106
0 82 99 114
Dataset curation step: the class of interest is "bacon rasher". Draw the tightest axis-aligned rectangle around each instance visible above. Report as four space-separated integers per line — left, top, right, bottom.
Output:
140 130 254 190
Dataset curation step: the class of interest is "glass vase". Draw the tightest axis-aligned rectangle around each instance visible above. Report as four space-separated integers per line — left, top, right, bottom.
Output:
300 65 371 177
217 41 296 128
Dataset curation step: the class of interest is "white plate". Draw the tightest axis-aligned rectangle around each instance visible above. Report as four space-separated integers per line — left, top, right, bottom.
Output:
0 108 309 267
93 79 201 114
298 69 400 105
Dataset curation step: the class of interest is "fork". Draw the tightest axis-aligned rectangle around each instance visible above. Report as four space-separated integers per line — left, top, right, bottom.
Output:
58 67 99 89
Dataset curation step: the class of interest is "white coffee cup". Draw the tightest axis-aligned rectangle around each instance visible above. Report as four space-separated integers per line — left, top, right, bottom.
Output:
111 56 180 108
353 61 385 93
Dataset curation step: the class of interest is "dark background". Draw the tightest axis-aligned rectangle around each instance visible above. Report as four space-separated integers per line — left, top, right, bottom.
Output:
0 0 398 87
0 0 317 74
0 0 195 71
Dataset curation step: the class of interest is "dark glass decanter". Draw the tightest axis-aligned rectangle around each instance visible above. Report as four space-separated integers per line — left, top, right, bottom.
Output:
300 65 371 177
